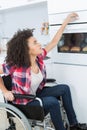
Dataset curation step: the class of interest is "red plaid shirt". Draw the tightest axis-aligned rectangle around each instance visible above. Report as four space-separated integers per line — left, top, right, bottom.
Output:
2 49 47 104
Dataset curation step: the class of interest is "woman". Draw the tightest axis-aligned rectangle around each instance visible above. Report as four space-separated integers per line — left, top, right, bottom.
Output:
0 13 83 130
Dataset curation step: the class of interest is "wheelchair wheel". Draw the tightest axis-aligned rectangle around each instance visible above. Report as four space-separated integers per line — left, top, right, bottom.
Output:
0 103 32 130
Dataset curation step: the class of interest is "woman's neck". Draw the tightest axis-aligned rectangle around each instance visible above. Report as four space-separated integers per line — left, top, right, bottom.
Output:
30 55 36 66
30 55 39 73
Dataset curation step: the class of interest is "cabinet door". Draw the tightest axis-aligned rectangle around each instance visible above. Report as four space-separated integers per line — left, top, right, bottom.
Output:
47 0 87 14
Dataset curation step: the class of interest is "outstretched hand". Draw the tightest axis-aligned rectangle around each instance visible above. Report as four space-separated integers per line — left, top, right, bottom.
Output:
44 12 79 53
65 12 79 23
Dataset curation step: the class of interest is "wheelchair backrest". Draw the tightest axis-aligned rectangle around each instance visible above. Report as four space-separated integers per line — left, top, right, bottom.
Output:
2 75 12 91
2 75 45 121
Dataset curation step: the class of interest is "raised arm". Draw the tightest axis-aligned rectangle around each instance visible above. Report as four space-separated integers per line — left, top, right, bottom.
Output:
45 12 79 53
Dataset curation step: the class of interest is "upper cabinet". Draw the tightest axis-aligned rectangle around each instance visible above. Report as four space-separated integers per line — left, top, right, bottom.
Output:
47 0 87 26
47 0 87 14
0 0 47 11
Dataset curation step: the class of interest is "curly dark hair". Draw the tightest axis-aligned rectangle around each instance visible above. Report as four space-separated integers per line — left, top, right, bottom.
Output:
5 29 33 67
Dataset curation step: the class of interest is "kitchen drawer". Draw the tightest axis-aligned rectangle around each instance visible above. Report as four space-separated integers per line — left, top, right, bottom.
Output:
48 10 87 25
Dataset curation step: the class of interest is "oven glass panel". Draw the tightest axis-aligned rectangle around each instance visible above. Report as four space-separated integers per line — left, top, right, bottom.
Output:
57 33 87 53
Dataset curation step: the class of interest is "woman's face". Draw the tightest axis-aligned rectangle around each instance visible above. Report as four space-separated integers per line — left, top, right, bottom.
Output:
27 36 42 56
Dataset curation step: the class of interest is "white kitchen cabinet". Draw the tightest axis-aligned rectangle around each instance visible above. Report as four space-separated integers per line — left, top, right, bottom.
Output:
47 0 87 14
47 0 87 123
52 63 87 123
0 0 47 11
0 1 49 44
48 10 87 25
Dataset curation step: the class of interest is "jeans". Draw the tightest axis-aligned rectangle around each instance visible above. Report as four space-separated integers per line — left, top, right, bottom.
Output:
27 84 78 130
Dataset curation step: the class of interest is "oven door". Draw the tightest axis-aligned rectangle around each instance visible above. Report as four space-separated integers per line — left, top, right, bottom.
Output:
49 24 87 66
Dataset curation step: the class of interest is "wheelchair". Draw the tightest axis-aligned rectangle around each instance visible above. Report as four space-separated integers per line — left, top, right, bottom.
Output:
0 75 69 130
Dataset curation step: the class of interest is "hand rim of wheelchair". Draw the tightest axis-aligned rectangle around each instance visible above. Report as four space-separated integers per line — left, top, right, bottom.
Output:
0 102 31 130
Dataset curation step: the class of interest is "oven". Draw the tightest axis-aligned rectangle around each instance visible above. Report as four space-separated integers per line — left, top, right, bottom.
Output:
49 10 87 66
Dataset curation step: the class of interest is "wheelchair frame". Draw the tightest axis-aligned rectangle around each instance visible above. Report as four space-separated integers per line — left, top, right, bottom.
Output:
0 94 55 130
0 75 69 130
0 102 31 130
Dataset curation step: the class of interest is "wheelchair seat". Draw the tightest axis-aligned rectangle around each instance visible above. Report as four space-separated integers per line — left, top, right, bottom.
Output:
13 103 44 121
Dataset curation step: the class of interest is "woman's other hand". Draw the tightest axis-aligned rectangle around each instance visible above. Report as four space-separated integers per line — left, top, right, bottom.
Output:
3 90 15 101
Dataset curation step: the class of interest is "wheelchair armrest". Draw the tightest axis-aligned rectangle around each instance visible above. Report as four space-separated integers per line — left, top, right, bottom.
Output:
46 78 56 83
14 94 43 106
13 93 36 100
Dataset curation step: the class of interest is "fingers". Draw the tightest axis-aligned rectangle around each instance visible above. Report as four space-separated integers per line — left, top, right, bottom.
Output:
71 12 78 17
70 12 79 19
4 91 15 101
66 12 79 23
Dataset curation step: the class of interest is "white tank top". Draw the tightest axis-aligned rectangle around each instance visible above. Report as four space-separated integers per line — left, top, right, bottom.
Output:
30 69 43 95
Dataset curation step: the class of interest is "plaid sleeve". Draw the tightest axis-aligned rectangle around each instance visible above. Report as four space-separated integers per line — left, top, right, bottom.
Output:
38 48 47 59
2 63 14 75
